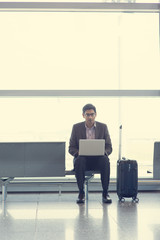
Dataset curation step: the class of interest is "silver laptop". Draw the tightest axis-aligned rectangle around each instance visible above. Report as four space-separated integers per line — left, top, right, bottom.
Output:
79 139 105 156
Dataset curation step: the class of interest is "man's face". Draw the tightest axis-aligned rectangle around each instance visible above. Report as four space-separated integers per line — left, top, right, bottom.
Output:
83 109 96 127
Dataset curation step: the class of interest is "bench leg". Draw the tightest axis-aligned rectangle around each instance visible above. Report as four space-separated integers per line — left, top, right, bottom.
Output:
0 177 14 202
84 174 94 202
58 184 62 196
85 180 89 201
2 200 7 218
2 184 7 202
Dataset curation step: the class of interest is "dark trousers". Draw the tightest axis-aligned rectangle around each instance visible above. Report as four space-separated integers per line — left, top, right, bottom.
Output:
74 155 110 195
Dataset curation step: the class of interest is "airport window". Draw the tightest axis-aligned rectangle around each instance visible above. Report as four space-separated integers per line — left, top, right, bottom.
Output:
0 12 159 90
0 6 159 179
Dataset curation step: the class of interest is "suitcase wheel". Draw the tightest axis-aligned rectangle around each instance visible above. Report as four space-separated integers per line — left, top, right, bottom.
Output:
132 197 139 203
119 197 125 202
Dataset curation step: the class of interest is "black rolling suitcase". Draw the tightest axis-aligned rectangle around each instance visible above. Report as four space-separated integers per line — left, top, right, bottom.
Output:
117 125 139 202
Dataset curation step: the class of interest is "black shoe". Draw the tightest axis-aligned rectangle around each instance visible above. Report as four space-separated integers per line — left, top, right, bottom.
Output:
76 193 85 204
102 194 112 204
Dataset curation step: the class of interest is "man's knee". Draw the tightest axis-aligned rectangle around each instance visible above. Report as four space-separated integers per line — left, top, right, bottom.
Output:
98 155 110 168
74 156 86 168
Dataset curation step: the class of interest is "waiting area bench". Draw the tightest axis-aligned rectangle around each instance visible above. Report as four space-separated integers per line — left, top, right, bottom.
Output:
0 142 99 201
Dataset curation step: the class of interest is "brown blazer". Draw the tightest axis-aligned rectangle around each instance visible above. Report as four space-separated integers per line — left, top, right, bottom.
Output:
69 121 112 157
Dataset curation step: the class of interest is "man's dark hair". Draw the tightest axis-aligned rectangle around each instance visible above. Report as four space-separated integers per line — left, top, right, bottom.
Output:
82 104 96 114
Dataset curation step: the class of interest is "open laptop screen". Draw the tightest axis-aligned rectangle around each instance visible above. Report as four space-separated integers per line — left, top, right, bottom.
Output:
79 139 105 156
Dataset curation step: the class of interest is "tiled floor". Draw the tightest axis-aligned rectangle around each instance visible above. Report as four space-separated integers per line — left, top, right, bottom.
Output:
0 192 160 240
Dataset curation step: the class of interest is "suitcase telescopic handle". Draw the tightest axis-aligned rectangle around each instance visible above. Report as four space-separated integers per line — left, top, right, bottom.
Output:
118 125 122 161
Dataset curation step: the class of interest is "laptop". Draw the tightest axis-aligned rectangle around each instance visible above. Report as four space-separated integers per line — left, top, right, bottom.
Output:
79 139 105 156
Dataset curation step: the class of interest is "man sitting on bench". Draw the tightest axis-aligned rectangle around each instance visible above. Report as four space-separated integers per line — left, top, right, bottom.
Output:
68 104 113 204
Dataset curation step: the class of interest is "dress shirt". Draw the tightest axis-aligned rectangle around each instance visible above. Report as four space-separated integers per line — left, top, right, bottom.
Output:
85 122 96 139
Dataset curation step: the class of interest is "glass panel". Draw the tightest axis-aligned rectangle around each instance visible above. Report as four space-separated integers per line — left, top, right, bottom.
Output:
0 12 159 90
0 98 119 176
119 14 160 89
0 12 119 90
120 98 160 178
0 97 159 178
